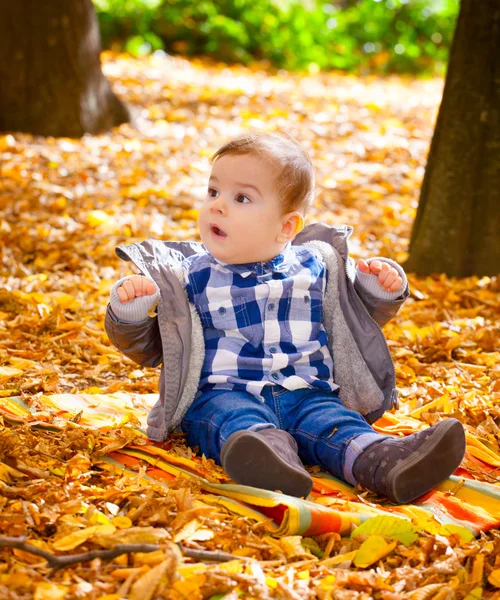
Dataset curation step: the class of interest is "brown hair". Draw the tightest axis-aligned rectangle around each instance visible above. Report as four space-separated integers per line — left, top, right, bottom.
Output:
210 132 315 215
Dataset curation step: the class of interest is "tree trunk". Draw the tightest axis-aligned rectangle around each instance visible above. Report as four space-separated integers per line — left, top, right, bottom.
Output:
404 0 500 277
0 0 129 138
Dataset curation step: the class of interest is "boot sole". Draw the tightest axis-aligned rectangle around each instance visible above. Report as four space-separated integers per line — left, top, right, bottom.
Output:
220 430 313 498
386 419 466 504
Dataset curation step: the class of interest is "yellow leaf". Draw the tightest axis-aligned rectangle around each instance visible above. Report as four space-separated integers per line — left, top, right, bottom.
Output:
465 433 500 467
87 210 110 227
13 540 51 564
217 560 243 574
181 209 199 220
0 462 27 483
52 292 80 310
182 525 214 543
52 524 116 551
351 515 417 546
320 550 358 567
0 389 20 397
488 570 500 588
0 572 32 589
0 367 23 380
171 575 205 597
176 564 207 577
279 535 312 558
133 550 170 567
129 559 173 600
354 536 397 568
34 582 68 600
265 576 278 588
88 509 113 526
48 465 67 477
173 519 200 543
437 524 475 543
320 575 337 590
231 547 259 558
365 102 382 112
410 394 453 418
112 516 133 529
469 555 484 585
56 321 84 331
95 526 170 548
9 357 37 370
465 588 483 600
80 386 105 394
24 273 48 282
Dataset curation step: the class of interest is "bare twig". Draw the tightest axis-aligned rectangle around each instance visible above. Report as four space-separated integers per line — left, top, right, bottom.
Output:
178 545 245 563
0 535 242 576
0 536 161 576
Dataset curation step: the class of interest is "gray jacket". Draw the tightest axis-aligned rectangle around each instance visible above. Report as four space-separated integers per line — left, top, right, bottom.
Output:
105 223 409 441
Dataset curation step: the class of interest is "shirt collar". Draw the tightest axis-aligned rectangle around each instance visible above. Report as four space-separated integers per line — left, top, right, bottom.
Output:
212 243 294 278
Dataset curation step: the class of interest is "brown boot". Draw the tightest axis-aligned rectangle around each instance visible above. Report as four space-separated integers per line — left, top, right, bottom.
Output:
352 419 466 504
220 428 313 498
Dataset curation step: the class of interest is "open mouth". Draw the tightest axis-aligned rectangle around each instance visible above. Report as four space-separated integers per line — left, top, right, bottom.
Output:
210 224 227 238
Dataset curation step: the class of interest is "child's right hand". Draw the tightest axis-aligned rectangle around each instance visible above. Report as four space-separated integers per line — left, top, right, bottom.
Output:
116 276 157 303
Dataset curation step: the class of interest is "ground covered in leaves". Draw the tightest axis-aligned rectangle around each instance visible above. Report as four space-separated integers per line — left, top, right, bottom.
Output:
0 53 499 599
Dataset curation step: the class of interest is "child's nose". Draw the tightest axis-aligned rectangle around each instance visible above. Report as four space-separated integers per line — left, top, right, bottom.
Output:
211 195 227 214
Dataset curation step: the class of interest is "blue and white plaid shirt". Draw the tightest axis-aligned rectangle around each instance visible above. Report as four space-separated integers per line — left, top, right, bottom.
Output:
183 243 338 400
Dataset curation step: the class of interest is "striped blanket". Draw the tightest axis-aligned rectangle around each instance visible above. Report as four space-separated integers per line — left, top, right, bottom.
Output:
2 393 499 537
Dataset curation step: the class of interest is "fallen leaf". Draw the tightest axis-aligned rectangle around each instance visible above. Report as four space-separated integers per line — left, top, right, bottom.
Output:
354 536 397 568
52 524 116 551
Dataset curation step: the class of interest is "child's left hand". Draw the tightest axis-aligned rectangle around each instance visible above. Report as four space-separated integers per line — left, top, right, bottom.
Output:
357 259 403 292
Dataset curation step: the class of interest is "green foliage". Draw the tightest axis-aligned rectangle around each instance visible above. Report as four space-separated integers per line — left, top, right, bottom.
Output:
93 0 459 73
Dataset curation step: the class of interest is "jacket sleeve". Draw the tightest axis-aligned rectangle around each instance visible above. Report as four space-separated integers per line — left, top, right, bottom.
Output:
351 257 410 328
105 305 163 368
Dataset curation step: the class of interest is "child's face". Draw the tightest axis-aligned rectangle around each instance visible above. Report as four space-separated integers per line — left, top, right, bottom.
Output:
199 153 301 264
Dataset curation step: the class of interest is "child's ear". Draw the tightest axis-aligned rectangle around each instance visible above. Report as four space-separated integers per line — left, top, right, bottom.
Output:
277 212 304 243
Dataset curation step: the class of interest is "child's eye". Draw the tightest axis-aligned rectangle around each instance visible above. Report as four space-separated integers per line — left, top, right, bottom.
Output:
235 194 251 204
208 187 219 198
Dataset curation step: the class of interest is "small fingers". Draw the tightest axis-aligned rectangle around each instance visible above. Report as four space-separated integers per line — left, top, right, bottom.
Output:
369 260 383 275
116 286 128 303
133 276 156 296
387 276 403 292
376 262 391 284
129 275 144 297
379 267 403 292
145 281 157 295
118 276 156 302
361 259 404 293
380 268 397 288
357 259 370 273
118 279 136 303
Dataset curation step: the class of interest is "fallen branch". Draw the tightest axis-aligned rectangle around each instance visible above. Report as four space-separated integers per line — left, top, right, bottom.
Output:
0 535 239 576
178 545 242 563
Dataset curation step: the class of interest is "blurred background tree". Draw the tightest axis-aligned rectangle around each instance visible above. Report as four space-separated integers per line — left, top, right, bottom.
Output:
94 0 459 74
0 0 129 138
405 0 500 277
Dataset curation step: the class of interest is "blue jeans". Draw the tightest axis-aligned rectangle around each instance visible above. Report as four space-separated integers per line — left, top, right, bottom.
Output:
181 385 383 485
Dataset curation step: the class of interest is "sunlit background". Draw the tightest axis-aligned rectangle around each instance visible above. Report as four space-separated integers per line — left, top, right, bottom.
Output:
94 0 458 75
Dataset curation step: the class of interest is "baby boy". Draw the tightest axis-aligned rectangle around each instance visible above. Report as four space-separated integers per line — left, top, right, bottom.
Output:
106 132 465 504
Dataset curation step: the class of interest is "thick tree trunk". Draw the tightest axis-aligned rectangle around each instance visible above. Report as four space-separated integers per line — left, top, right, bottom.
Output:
0 0 129 138
404 0 500 277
